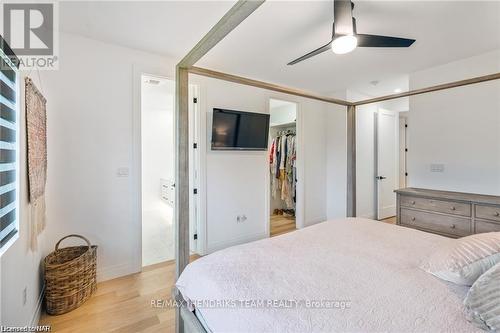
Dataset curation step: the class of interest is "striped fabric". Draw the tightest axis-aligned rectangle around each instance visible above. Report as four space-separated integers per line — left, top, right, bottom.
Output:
0 35 18 249
421 232 500 285
464 262 500 331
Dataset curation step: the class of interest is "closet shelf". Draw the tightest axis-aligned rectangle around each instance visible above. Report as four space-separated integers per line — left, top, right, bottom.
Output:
270 121 296 128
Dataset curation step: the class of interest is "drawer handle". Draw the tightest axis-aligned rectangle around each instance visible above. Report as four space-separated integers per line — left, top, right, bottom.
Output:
411 201 416 205
451 206 456 211
450 224 456 229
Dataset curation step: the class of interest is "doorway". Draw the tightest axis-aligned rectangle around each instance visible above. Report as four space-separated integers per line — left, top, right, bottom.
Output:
268 99 298 237
141 75 175 266
375 109 398 221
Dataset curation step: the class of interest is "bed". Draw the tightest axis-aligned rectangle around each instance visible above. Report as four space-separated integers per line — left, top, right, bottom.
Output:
176 218 480 332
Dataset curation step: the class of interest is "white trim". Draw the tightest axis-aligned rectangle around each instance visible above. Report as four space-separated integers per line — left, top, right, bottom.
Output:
132 62 175 272
29 285 45 328
97 263 136 282
207 231 268 254
307 216 328 225
193 80 207 255
266 97 305 232
188 83 202 255
295 102 305 229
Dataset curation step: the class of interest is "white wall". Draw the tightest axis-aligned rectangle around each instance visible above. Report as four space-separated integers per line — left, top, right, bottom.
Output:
408 49 500 195
194 75 347 253
1 32 177 326
326 104 348 219
0 31 349 325
0 72 47 327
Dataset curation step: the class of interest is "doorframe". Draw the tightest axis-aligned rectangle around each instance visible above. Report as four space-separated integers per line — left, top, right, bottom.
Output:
265 97 305 236
133 65 201 271
133 64 173 273
374 108 399 220
398 113 409 188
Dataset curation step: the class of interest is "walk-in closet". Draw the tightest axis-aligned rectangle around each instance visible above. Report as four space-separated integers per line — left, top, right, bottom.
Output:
269 99 298 236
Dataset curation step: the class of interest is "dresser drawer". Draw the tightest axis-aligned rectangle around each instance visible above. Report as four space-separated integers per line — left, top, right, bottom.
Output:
400 195 471 217
400 208 471 237
475 220 500 233
475 204 500 223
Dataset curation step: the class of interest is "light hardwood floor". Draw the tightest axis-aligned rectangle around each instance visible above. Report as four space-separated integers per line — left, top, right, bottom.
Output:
39 257 199 333
270 214 296 237
380 216 397 225
40 220 297 332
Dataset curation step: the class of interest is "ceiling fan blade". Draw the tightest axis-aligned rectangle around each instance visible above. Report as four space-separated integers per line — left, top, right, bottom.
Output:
357 34 415 47
287 41 332 65
334 0 354 36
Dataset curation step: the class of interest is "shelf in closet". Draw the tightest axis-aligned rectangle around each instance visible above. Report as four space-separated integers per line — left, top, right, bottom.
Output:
270 121 296 128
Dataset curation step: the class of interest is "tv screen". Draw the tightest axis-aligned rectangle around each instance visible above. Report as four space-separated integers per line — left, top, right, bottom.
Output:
211 108 270 150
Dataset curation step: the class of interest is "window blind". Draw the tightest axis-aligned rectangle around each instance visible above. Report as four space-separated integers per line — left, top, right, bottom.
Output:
0 35 18 249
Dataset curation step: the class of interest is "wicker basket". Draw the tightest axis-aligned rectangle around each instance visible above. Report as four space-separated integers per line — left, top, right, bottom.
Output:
44 234 97 315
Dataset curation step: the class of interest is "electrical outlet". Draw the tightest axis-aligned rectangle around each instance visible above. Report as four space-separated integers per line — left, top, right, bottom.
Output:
236 215 248 223
116 167 130 177
430 164 445 173
22 287 27 306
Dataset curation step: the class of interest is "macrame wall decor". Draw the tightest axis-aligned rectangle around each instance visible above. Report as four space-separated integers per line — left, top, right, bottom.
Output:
25 77 47 250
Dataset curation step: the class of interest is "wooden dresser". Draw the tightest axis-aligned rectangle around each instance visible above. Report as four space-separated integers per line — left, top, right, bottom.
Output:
395 188 500 238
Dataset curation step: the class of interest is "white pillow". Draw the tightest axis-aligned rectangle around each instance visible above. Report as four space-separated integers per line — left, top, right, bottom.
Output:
464 262 500 331
421 232 500 285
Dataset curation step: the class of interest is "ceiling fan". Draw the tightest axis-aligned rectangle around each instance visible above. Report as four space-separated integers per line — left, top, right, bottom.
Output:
287 0 415 65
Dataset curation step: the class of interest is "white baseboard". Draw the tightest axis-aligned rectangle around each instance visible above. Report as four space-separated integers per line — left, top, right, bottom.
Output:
30 284 45 326
97 262 138 282
304 216 327 227
358 212 377 220
207 231 268 254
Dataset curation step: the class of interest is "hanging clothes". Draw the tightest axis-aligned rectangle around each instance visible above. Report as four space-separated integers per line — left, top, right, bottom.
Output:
269 130 297 209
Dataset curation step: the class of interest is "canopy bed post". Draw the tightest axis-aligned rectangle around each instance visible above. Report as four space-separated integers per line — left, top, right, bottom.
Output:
174 66 189 333
174 2 266 332
175 66 190 279
346 105 356 217
175 0 267 280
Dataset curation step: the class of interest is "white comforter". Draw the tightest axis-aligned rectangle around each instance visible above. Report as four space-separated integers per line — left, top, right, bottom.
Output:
176 218 480 333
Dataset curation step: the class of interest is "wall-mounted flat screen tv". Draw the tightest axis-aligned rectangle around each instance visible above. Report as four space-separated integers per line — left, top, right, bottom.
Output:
211 108 270 150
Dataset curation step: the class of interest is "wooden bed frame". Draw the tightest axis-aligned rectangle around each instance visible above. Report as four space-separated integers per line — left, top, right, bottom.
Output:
173 1 500 332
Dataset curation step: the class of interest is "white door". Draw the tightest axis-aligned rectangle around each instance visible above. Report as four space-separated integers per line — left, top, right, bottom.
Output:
376 109 398 219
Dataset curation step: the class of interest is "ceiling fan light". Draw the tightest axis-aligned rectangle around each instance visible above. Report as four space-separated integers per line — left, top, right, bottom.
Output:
331 35 358 54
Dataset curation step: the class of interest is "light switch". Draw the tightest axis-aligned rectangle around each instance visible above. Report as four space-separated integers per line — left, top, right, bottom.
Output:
117 167 130 177
430 164 445 173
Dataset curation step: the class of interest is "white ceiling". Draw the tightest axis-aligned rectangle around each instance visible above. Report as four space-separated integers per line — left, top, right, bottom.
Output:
59 1 235 59
60 1 500 100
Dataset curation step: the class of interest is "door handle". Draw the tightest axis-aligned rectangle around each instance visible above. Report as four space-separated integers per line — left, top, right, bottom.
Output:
376 176 387 180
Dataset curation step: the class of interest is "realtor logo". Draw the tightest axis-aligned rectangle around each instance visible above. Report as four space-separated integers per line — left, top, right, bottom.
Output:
1 1 59 69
